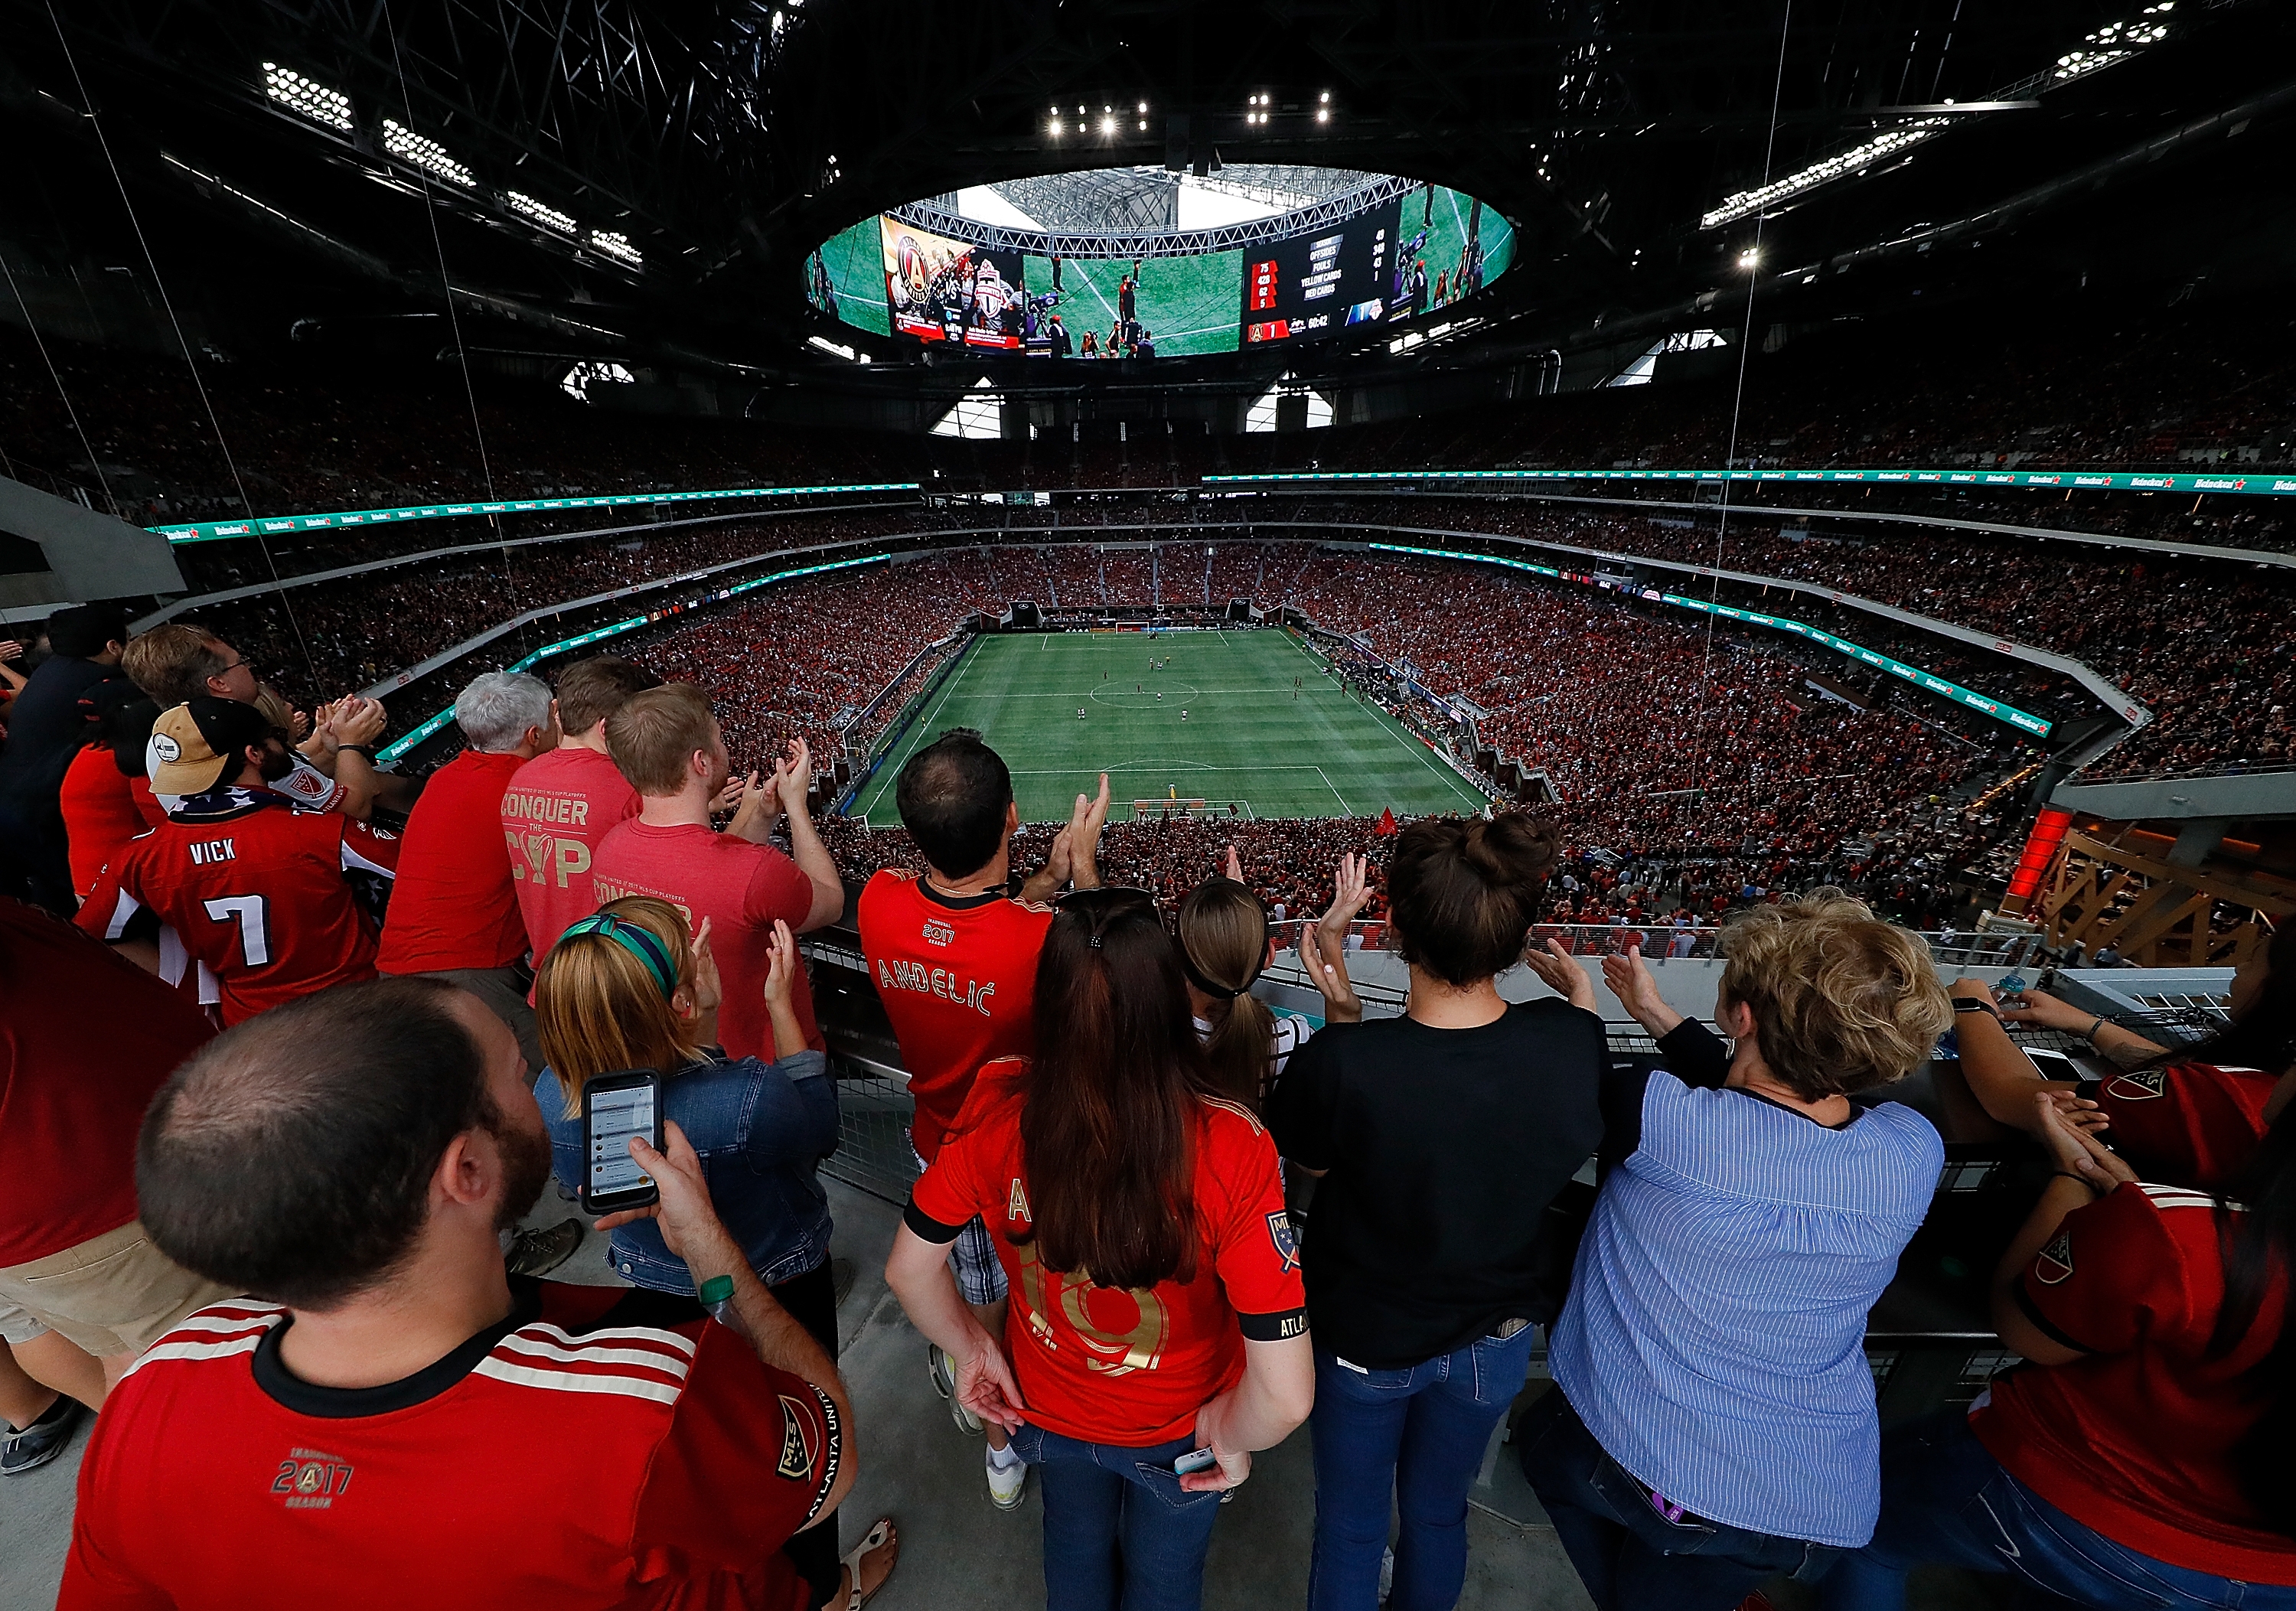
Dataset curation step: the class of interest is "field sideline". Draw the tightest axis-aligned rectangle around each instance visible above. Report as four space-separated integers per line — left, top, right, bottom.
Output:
846 628 1489 825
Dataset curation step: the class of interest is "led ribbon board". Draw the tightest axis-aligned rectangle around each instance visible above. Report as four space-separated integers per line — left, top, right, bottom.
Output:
373 554 887 764
1208 468 2296 498
151 484 921 545
1365 542 2053 738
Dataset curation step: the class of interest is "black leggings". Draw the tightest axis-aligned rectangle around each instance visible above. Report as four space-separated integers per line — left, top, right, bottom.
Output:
769 1259 843 1611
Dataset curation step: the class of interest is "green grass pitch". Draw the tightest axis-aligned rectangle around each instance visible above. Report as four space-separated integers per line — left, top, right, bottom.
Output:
847 629 1490 825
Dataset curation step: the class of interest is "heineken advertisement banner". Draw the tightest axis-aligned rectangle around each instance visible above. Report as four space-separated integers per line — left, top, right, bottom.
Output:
1208 466 2291 498
373 553 886 765
1365 542 2053 737
152 483 921 545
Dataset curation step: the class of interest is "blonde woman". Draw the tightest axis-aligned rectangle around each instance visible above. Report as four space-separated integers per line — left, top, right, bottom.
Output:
533 895 864 1604
1519 892 1953 1611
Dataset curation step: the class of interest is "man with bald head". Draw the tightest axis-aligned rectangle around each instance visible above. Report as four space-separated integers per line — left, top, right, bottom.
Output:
60 977 866 1610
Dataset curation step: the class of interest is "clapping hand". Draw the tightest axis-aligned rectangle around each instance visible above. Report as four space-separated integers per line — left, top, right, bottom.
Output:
1523 939 1598 1013
687 916 724 1016
1223 843 1244 883
772 737 814 816
1600 945 1681 1036
760 919 797 1009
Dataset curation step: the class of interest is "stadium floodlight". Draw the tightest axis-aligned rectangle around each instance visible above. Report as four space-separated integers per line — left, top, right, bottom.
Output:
1737 249 1761 269
505 191 576 233
590 230 643 266
1317 109 1329 123
263 63 353 131
2055 7 2173 82
382 119 475 188
1101 116 1116 134
1139 102 1149 113
1701 118 1947 228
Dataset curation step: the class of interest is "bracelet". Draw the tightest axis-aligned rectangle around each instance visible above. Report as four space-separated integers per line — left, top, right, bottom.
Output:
2084 1014 2106 1042
338 744 377 760
2051 1169 2106 1197
1952 998 2000 1019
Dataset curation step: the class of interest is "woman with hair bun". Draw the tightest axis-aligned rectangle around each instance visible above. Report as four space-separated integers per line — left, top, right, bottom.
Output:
1519 891 1952 1611
1267 810 1604 1611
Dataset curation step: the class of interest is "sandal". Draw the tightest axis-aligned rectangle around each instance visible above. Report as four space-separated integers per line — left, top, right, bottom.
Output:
838 1515 899 1610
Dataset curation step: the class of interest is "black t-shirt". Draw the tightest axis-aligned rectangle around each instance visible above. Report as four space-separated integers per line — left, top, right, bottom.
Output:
1265 1000 1606 1368
0 657 114 797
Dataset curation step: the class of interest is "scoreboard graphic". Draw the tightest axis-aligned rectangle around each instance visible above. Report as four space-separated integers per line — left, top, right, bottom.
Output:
1241 197 1400 346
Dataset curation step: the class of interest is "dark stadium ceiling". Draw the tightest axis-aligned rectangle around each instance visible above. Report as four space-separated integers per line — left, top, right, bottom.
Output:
2 0 2293 394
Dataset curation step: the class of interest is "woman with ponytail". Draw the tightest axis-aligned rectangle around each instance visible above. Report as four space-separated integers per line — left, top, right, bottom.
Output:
1179 845 1368 1112
1266 810 1605 1611
884 889 1314 1611
1823 931 2296 1609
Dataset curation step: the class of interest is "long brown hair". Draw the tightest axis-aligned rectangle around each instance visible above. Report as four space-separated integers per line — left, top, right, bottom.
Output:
535 896 706 1117
1016 889 1220 1290
1178 877 1277 1110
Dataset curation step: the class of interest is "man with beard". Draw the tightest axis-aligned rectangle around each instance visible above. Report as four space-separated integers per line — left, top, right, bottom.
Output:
59 977 864 1610
591 684 841 1062
76 699 400 1025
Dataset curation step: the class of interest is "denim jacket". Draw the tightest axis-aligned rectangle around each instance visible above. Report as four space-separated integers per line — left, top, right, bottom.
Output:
536 1048 839 1295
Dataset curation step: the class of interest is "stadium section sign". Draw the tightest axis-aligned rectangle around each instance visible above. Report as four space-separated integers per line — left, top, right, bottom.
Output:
1208 468 2296 498
149 483 920 545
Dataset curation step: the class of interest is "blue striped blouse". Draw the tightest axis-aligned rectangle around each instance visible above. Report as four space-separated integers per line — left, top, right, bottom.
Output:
1548 1070 1942 1547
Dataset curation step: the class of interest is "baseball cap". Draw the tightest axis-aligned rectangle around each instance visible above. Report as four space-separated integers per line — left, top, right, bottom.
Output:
147 697 274 795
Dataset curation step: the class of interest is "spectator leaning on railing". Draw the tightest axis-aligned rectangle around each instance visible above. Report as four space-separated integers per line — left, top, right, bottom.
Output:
1520 898 1952 1611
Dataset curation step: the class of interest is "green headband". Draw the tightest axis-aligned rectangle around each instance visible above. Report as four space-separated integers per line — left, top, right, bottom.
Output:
561 913 677 999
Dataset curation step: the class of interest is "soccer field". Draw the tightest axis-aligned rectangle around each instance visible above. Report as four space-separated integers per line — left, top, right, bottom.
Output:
847 629 1489 825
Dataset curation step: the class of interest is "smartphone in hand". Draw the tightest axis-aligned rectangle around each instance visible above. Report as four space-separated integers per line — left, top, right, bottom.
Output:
1173 1446 1220 1477
581 1069 664 1215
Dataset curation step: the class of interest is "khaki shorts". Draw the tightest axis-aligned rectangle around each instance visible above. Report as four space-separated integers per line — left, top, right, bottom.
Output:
0 1221 237 1358
0 1300 46 1347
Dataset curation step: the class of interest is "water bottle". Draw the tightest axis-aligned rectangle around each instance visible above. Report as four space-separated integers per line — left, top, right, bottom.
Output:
698 1273 750 1341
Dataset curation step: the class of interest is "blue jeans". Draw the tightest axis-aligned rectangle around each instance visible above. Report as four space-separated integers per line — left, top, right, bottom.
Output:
1308 1324 1538 1611
1008 1421 1225 1611
1518 1389 1842 1611
1821 1407 2296 1611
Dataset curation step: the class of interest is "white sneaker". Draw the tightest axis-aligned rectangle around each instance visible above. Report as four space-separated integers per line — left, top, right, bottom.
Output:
987 1443 1027 1511
928 1344 983 1435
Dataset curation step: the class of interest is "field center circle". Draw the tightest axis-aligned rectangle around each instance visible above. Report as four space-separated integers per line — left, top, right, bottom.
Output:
1089 681 1201 708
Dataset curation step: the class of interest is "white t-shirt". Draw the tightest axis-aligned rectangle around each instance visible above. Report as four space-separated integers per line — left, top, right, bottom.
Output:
1192 1009 1317 1083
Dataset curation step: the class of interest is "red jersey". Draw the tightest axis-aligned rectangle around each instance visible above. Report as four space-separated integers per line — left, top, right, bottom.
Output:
592 819 821 1058
2095 1061 2277 1190
59 1285 840 1611
856 869 1052 1163
1974 1181 2296 1583
61 745 166 898
377 748 529 973
77 787 400 1026
908 1058 1307 1446
0 898 214 1267
502 745 641 969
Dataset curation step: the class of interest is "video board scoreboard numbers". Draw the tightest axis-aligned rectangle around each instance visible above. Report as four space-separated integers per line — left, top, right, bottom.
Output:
1241 197 1401 346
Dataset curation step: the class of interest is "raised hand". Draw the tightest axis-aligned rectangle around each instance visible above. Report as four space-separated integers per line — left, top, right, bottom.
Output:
1525 939 1598 1013
1600 945 1681 1036
1224 843 1244 884
687 915 724 1016
773 737 814 814
1299 921 1362 1023
761 918 797 1009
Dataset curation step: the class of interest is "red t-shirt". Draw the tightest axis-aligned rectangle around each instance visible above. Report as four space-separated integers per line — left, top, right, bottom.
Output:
0 898 214 1267
61 745 166 900
77 788 401 1026
377 748 530 974
592 819 821 1059
502 746 642 970
856 869 1052 1163
1974 1181 2296 1583
2095 1061 2278 1191
59 1285 840 1611
908 1058 1307 1446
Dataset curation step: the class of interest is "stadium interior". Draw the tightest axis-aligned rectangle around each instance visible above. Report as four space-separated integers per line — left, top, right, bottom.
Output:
3 0 2295 1606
